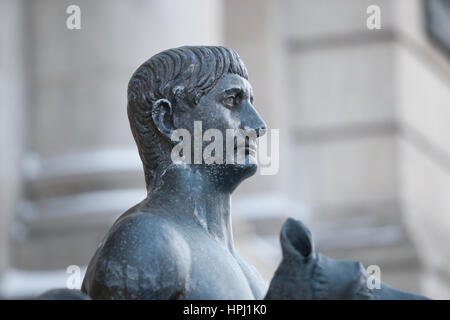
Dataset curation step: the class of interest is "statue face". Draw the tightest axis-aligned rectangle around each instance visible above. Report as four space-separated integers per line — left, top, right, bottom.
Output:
172 73 267 187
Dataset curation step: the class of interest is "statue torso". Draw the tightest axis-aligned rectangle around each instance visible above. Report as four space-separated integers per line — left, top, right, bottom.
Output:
82 208 267 300
177 223 267 299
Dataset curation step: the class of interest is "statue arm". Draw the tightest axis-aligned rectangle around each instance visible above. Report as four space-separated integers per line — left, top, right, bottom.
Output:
85 215 190 300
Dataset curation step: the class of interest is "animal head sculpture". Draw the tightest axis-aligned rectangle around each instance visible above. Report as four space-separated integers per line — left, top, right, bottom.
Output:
265 218 429 300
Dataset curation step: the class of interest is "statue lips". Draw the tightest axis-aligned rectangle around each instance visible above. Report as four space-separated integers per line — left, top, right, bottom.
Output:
234 140 257 161
243 145 257 158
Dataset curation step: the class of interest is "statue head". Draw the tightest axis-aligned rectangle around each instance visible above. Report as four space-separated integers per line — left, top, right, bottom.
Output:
128 46 266 192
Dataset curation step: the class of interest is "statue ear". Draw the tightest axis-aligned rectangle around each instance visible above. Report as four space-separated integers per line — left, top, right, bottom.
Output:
152 99 174 140
280 218 315 259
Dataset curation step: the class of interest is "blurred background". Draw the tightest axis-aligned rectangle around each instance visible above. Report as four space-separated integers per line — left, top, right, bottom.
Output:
1 0 450 299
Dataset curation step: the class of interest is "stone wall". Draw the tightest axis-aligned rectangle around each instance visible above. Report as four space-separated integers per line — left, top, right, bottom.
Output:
0 0 27 279
1 0 450 299
394 0 450 299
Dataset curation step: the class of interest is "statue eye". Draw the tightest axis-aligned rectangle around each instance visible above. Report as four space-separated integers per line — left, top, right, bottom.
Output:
223 96 235 107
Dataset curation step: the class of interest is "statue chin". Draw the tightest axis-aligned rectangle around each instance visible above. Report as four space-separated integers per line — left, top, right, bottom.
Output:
237 153 259 180
216 161 258 192
235 162 258 178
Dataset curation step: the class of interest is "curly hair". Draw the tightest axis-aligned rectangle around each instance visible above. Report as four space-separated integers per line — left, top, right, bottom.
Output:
127 46 248 189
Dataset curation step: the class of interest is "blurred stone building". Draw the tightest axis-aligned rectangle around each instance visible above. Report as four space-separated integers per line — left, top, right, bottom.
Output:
0 0 449 299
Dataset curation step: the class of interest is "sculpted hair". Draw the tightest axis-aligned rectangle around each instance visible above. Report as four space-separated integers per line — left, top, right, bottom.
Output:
127 46 248 188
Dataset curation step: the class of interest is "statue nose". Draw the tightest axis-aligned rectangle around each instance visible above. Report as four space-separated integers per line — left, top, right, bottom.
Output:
242 117 267 138
241 102 267 137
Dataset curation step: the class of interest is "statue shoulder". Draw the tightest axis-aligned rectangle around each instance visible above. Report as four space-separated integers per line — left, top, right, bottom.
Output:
84 213 190 299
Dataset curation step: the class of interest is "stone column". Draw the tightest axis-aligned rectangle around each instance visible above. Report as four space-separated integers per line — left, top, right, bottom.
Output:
0 0 27 281
393 0 450 299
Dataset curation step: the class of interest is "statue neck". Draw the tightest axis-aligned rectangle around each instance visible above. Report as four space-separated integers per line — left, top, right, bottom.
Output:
147 164 235 251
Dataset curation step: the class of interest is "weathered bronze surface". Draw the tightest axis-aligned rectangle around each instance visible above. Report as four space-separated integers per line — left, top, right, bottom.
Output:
77 46 429 300
39 289 91 300
81 46 267 299
265 218 429 300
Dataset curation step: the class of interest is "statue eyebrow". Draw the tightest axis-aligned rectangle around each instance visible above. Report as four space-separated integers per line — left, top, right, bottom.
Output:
222 87 245 97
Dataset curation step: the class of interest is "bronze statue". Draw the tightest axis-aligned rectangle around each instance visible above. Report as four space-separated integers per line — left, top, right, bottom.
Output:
81 46 267 299
72 46 428 300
